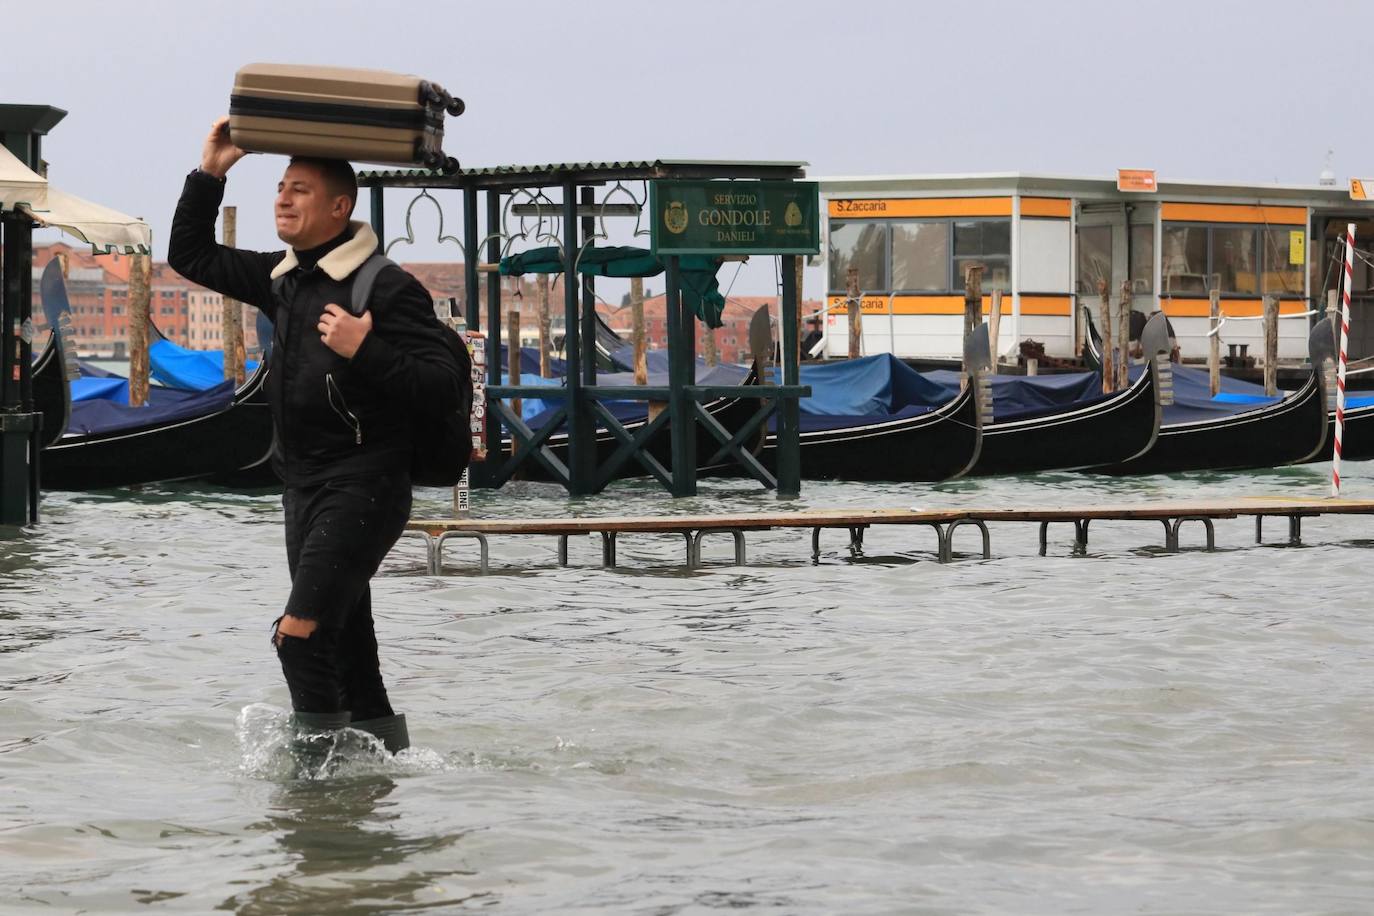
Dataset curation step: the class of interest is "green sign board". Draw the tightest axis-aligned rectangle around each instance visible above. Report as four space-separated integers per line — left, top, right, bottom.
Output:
649 180 820 256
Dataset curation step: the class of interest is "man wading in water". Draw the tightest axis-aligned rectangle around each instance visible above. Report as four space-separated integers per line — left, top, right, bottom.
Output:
169 117 463 755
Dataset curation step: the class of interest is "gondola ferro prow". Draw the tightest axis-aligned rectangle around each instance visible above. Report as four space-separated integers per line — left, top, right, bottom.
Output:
1140 311 1174 406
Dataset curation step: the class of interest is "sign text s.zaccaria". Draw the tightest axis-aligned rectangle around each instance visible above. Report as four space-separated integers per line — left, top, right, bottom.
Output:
650 180 820 256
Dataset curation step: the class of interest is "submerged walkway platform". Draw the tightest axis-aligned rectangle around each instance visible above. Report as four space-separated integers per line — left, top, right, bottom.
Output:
401 498 1374 573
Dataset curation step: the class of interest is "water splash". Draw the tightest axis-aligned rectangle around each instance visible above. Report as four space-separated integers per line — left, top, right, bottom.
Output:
235 703 455 780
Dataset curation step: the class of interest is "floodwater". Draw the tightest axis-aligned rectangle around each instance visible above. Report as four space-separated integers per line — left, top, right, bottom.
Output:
3 465 1374 914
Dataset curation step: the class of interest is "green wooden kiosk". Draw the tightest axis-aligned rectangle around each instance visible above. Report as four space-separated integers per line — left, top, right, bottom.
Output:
358 161 817 497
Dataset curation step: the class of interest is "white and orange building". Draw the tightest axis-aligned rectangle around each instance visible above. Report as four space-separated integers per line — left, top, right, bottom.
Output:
818 172 1374 364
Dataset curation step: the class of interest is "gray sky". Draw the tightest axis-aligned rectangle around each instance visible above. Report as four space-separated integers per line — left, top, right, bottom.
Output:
3 0 1369 300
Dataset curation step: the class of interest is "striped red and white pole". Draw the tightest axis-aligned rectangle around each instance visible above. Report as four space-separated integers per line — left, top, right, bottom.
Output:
1333 223 1355 497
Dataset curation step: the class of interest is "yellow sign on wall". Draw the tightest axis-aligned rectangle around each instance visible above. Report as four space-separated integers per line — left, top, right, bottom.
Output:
1289 231 1305 266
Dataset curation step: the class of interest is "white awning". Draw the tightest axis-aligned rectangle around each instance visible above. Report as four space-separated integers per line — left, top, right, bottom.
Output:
0 143 151 254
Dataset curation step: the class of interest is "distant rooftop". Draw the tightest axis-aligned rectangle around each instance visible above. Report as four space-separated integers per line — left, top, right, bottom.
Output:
817 171 1371 206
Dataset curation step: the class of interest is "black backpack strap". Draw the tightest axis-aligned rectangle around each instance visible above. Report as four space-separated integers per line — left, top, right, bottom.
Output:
349 254 396 316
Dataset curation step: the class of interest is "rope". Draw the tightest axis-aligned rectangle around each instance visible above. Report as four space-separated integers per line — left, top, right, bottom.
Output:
1206 307 1317 338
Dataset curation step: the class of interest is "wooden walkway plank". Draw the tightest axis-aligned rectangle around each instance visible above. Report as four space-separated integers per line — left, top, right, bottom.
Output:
400 498 1374 573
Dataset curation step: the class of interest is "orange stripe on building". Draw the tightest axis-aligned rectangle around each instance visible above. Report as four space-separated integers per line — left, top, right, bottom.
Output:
1161 298 1309 318
1017 295 1071 316
1020 198 1071 219
828 198 1013 219
827 294 1070 316
1160 203 1306 225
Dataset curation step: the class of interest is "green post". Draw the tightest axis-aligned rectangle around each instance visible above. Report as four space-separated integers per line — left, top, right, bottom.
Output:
484 190 503 465
369 186 385 255
666 256 696 497
0 214 38 525
580 186 598 385
563 180 595 494
462 187 480 331
777 254 802 496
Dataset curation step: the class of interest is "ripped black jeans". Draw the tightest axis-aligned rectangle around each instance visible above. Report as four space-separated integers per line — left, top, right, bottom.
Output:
275 472 412 718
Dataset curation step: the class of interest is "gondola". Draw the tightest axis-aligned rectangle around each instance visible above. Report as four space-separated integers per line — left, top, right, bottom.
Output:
1094 318 1333 475
733 325 990 482
31 333 70 450
956 312 1168 476
1316 399 1374 462
32 260 275 490
964 359 1160 476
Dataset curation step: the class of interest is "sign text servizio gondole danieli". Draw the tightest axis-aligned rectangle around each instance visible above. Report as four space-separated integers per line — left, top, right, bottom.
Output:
649 180 820 256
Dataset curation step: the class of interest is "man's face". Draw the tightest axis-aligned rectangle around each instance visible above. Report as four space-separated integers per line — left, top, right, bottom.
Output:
275 162 349 248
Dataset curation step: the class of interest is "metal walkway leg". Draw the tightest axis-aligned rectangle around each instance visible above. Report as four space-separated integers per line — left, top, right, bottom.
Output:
942 519 991 563
1167 516 1215 553
690 528 747 567
401 530 437 574
434 531 490 573
1038 519 1089 556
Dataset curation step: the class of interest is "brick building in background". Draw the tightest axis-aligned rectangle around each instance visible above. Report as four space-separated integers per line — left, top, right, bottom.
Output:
29 244 812 366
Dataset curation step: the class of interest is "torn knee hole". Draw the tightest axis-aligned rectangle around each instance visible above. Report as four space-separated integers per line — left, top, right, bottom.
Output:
274 614 320 647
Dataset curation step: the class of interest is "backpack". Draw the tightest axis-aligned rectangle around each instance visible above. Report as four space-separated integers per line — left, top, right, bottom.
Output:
348 255 475 487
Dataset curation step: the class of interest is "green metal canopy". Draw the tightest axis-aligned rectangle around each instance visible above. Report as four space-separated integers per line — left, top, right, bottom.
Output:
356 158 808 190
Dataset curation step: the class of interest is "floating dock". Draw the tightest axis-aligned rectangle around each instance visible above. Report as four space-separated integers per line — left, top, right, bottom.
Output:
402 497 1374 573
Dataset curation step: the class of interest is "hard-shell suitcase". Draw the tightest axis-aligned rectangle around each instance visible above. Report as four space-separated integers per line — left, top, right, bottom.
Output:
228 63 462 171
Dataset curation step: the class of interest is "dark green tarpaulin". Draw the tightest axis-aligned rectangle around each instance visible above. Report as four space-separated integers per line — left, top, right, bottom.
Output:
499 246 726 327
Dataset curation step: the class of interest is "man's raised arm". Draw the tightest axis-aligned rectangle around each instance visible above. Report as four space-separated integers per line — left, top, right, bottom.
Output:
167 116 282 316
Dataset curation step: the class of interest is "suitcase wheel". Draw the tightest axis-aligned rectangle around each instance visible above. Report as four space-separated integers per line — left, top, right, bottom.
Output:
446 96 465 117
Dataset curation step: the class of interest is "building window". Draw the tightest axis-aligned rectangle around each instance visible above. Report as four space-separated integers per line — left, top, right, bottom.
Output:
827 222 886 292
1212 226 1258 294
1129 225 1154 294
1262 228 1303 295
1162 225 1210 294
830 217 1013 295
891 222 949 291
953 220 1010 292
1077 226 1112 295
1162 224 1295 297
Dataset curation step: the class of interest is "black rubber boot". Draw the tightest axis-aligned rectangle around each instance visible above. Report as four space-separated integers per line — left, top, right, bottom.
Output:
350 713 409 753
290 710 352 773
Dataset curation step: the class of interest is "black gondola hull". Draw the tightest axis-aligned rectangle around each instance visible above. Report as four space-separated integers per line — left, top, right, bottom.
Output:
1314 404 1374 463
746 383 981 482
1096 371 1327 475
39 366 275 491
970 362 1160 476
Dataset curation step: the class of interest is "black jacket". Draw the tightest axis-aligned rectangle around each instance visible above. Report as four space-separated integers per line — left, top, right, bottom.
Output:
168 169 463 487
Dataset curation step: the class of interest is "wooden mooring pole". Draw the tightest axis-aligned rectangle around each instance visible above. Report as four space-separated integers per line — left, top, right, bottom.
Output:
128 253 150 407
962 264 984 388
631 275 662 422
536 273 552 378
220 206 245 385
1098 280 1114 394
846 266 862 359
1209 289 1221 397
507 308 522 430
1263 293 1279 397
1117 280 1131 390
988 289 1002 370
702 324 718 367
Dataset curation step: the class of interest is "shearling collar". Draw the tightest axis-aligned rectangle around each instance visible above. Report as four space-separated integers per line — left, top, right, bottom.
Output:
270 220 378 281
